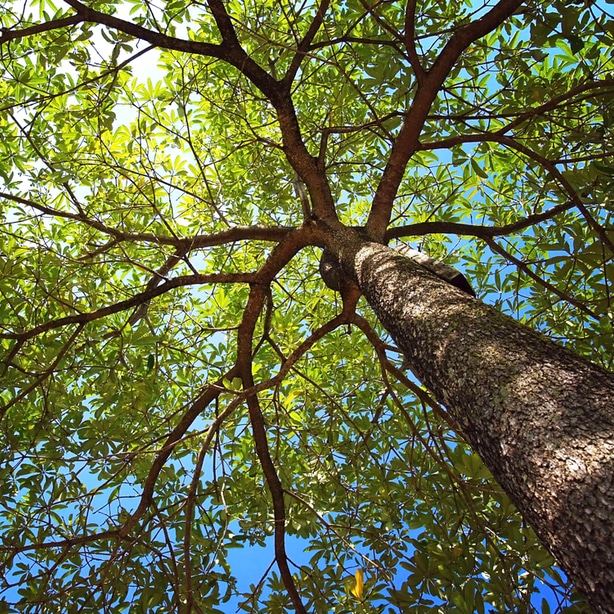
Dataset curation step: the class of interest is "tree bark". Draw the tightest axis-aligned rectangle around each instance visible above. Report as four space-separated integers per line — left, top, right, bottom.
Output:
338 239 614 614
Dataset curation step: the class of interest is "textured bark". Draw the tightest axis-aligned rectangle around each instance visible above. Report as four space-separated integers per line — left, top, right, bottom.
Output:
338 240 614 614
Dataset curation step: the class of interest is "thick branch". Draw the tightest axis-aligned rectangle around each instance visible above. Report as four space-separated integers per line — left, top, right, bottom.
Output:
229 226 334 612
0 14 82 43
205 0 241 45
366 0 523 240
385 201 575 240
58 0 334 221
193 0 336 219
237 284 307 614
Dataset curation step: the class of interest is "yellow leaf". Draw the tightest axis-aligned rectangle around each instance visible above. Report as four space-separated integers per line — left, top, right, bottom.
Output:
350 569 364 599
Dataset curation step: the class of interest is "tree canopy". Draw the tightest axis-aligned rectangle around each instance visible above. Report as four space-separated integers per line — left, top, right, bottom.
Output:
1 0 613 612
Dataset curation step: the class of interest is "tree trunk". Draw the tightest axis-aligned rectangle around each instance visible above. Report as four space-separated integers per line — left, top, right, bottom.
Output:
338 239 614 614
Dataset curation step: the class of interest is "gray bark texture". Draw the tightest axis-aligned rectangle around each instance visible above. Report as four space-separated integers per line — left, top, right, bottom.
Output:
338 240 614 613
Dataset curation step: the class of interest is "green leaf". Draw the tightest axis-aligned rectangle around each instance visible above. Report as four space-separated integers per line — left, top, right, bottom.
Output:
471 158 489 179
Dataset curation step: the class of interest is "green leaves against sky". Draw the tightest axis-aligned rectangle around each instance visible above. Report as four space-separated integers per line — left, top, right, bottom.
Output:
0 0 612 612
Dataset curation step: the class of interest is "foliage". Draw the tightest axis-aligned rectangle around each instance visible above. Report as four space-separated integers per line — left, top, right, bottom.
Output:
0 0 612 612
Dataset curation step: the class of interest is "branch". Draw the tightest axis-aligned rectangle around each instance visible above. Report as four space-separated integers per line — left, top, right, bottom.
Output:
232 240 354 613
182 386 241 606
498 79 614 134
351 314 460 432
1 190 293 247
385 202 575 240
403 0 425 82
63 0 334 220
252 225 324 283
423 79 614 124
357 0 406 50
205 0 241 44
0 272 254 341
126 247 190 325
283 0 331 86
62 0 224 58
0 528 123 558
236 284 307 614
366 0 523 240
483 237 599 320
419 133 614 253
232 301 352 613
309 35 400 50
0 14 82 43
120 366 240 536
0 324 85 420
429 0 524 85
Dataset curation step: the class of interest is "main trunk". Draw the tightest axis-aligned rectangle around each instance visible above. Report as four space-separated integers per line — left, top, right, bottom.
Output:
339 240 614 613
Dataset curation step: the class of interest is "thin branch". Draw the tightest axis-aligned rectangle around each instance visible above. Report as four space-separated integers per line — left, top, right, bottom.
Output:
426 79 614 123
0 529 123 558
351 314 461 433
284 489 383 569
357 0 407 51
0 324 85 420
483 237 599 320
120 366 240 535
283 0 331 86
0 45 155 113
1 190 294 247
309 35 400 50
419 133 614 253
404 0 425 81
498 79 614 134
182 397 237 608
0 272 254 341
62 0 224 58
127 247 189 325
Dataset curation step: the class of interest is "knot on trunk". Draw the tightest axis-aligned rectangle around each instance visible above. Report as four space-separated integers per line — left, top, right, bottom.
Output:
319 248 345 291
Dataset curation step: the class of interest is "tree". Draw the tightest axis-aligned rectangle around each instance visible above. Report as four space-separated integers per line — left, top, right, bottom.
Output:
0 0 613 612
